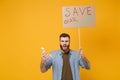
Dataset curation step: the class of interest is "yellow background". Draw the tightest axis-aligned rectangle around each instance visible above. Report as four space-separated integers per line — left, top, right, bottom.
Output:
0 0 120 80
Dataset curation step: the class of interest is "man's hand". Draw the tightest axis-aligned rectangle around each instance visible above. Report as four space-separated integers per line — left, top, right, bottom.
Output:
40 48 51 73
41 47 50 64
41 51 50 64
78 48 84 58
78 48 90 69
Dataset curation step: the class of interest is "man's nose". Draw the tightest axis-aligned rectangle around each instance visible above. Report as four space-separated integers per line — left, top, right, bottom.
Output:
63 42 67 44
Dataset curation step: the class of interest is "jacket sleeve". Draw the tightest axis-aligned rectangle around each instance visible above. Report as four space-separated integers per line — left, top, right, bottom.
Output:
45 57 52 70
79 57 90 69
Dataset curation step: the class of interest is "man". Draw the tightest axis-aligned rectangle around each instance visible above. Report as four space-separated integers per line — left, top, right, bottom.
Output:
40 33 90 80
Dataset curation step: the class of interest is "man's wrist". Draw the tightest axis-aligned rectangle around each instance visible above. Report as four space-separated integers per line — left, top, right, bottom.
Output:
41 59 46 64
41 60 46 67
80 55 85 59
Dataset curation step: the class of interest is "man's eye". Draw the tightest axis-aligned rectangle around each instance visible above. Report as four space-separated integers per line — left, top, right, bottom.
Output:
61 41 64 42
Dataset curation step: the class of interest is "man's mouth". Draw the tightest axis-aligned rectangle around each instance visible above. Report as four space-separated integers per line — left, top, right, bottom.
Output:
62 46 67 49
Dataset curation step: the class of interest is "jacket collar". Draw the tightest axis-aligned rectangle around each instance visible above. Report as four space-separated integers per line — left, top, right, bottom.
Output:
59 49 72 55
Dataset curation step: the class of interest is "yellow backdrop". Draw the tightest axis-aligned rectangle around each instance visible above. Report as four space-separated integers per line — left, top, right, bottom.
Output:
0 0 120 80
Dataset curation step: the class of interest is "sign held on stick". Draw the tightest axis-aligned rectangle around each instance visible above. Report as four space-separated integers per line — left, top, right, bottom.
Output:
62 5 96 28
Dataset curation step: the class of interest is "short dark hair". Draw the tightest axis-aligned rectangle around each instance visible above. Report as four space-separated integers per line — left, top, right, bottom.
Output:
59 33 70 39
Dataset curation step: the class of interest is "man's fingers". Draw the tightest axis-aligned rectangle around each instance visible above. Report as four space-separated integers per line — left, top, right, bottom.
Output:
78 48 82 53
78 48 82 54
78 48 85 58
42 53 50 60
46 54 50 59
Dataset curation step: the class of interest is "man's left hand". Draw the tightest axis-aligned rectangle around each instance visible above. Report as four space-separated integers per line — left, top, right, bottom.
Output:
78 48 84 58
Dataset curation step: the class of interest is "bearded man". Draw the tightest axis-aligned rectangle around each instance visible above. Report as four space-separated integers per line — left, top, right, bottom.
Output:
40 33 90 80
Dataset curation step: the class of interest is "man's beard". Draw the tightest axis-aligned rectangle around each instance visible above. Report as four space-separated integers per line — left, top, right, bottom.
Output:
60 44 70 52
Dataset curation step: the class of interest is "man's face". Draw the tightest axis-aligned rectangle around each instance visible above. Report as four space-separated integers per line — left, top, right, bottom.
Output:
60 37 70 52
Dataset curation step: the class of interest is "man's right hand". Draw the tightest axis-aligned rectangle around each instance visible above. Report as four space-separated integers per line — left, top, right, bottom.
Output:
40 48 51 73
41 51 50 64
